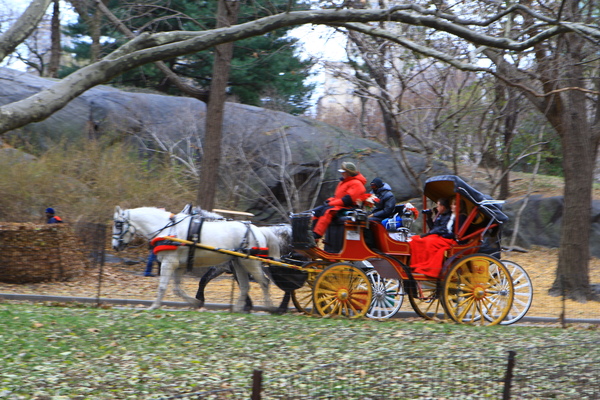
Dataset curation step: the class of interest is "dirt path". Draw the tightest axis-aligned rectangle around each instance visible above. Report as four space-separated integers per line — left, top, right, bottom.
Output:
1 246 599 322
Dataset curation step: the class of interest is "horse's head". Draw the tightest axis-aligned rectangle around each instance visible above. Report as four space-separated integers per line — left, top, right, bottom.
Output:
112 206 136 251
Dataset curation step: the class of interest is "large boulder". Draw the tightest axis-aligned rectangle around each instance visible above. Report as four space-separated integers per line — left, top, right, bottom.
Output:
0 68 449 221
503 196 600 258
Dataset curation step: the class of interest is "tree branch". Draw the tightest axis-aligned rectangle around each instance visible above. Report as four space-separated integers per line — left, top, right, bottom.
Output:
2 5 598 134
93 0 209 100
0 0 52 62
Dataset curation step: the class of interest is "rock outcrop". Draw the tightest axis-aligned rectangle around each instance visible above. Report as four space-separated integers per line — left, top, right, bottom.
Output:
0 67 449 221
502 196 600 258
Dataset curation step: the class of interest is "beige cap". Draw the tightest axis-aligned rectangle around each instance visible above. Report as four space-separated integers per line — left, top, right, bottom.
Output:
338 162 358 175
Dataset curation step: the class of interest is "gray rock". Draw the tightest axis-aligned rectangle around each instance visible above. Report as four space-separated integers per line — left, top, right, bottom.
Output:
1 67 449 221
503 196 600 258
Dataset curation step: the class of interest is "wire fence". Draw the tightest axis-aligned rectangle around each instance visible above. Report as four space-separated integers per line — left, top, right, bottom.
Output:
1 223 600 398
0 222 599 324
511 342 600 399
154 341 600 399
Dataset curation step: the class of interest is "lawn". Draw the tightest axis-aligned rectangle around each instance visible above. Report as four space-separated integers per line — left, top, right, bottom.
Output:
0 302 598 399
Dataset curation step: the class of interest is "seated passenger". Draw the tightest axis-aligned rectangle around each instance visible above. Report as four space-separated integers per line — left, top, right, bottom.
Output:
409 198 464 278
312 161 367 239
368 177 396 222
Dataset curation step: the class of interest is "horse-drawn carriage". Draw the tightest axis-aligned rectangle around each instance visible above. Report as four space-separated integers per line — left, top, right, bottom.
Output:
279 175 532 326
112 175 532 326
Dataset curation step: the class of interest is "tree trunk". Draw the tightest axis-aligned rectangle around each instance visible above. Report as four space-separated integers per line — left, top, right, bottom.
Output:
498 85 518 200
47 0 61 78
549 89 596 301
196 0 240 210
90 1 103 62
544 25 599 301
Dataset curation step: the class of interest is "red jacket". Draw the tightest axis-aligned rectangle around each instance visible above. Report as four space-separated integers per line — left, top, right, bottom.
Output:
327 173 368 207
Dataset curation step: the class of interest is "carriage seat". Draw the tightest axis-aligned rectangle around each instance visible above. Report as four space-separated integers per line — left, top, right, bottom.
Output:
325 209 367 253
331 208 367 224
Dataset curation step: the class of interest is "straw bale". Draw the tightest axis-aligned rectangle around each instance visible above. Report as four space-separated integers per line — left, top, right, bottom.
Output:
0 223 87 283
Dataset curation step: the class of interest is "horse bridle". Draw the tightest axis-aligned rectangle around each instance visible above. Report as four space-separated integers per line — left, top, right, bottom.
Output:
112 210 137 249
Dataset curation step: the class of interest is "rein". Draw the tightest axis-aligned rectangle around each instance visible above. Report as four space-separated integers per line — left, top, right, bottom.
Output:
145 213 191 240
114 210 192 249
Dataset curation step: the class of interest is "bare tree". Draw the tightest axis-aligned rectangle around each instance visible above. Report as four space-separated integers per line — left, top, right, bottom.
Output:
134 118 334 222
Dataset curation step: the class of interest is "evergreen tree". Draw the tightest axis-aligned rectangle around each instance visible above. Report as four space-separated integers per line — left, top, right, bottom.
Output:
62 0 314 115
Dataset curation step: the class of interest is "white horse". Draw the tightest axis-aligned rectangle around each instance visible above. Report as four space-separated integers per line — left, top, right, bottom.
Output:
194 224 295 312
112 206 275 312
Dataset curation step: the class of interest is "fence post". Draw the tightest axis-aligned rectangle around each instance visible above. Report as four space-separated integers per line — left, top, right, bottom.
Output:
94 223 107 308
560 274 567 328
503 350 516 400
251 369 262 400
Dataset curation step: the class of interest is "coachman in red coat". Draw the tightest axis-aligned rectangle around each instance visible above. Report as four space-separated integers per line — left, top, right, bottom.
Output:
312 162 368 238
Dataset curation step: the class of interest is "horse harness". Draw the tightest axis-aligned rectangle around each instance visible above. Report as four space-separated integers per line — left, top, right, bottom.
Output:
132 212 268 271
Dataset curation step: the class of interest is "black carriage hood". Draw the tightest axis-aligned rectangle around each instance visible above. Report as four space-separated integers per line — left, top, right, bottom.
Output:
423 175 509 224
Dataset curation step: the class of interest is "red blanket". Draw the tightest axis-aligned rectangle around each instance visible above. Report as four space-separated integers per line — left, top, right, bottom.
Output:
409 235 455 278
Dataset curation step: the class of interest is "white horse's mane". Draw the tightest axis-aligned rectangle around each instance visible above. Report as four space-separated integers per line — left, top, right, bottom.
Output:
179 204 226 221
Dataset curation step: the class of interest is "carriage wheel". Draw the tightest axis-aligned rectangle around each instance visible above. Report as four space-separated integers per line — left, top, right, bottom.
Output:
441 254 513 326
365 269 404 319
291 262 327 315
492 260 533 325
312 263 372 319
407 280 449 322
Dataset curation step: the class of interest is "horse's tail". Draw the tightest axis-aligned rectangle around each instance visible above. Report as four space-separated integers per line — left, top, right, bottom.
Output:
258 224 294 259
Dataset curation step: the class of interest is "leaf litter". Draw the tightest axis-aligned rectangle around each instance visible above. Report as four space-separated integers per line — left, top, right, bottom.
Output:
0 303 598 399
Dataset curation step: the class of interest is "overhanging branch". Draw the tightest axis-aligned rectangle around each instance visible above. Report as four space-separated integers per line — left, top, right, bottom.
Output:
2 5 598 134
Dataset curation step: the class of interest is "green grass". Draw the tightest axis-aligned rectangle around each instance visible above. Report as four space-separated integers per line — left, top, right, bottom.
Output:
1 302 598 399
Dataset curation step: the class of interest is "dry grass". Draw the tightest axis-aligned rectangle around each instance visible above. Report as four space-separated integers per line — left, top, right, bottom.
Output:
0 140 197 224
504 246 600 320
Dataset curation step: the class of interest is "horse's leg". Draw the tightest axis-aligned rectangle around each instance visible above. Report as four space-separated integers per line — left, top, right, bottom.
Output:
149 256 173 310
231 260 256 313
172 266 201 308
229 267 253 312
231 262 249 313
244 280 254 312
195 265 227 308
242 260 274 312
274 291 292 315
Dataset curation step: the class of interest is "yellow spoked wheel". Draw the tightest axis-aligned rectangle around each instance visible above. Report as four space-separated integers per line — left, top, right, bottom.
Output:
291 262 327 315
407 280 449 322
312 263 372 319
442 254 513 326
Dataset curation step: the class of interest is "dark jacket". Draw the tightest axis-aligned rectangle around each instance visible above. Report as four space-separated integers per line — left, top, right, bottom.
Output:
426 212 466 239
425 211 453 238
371 183 396 220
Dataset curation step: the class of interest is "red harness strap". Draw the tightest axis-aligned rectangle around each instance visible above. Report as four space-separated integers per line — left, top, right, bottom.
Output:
151 236 180 254
249 247 269 258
